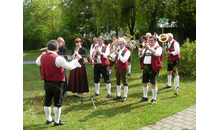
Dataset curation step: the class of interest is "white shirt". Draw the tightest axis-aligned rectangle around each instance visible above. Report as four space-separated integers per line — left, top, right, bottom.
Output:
168 39 180 56
36 51 81 70
140 45 162 64
112 46 131 63
91 44 109 63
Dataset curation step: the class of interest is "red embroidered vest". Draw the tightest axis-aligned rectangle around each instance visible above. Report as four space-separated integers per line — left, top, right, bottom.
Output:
94 44 109 66
169 40 181 62
40 53 65 81
114 48 129 70
141 46 163 72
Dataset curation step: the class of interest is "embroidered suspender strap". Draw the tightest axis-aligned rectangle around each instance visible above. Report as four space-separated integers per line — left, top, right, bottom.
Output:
40 68 54 79
169 40 175 51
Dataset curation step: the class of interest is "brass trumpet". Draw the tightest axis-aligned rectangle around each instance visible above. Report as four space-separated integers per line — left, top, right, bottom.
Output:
137 44 144 51
137 42 150 51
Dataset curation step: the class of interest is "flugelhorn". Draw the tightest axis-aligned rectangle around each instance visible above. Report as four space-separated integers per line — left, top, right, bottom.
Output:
108 38 119 61
40 47 47 51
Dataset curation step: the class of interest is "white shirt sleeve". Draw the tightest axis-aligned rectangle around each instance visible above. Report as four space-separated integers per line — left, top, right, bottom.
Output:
171 41 180 56
118 50 130 63
101 45 109 58
36 54 43 66
55 56 81 70
154 46 162 56
111 54 116 62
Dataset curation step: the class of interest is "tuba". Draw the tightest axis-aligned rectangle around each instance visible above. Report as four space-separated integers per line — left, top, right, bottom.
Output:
125 34 136 55
158 34 168 43
158 33 169 49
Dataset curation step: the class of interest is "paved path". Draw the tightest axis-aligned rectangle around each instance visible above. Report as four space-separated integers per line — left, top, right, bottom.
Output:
23 53 36 65
138 104 196 130
23 61 36 65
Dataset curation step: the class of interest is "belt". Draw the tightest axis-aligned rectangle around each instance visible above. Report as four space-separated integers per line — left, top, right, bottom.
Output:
145 53 152 56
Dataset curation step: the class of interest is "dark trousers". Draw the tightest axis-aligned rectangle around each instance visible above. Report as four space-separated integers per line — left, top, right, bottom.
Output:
115 64 128 86
44 80 64 107
94 64 110 83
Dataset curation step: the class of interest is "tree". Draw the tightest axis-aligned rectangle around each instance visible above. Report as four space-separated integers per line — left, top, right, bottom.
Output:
23 0 62 50
91 0 122 37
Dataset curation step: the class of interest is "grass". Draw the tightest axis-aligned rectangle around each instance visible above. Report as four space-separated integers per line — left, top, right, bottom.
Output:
23 49 196 130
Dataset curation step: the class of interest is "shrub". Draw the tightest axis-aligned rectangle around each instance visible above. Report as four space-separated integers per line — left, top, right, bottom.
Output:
178 38 196 78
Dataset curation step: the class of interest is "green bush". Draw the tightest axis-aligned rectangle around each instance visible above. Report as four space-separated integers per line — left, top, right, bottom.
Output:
178 38 196 78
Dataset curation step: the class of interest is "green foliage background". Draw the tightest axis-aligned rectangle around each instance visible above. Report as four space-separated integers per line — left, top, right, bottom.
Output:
178 39 196 77
23 0 196 50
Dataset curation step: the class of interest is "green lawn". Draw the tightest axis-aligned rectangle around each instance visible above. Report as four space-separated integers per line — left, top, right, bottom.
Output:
23 49 196 130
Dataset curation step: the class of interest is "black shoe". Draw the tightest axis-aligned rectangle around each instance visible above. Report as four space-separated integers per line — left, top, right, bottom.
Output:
121 97 127 102
128 73 132 76
92 93 99 97
163 85 171 89
139 97 148 102
107 94 112 98
54 120 67 126
113 96 121 100
150 99 156 104
46 119 54 125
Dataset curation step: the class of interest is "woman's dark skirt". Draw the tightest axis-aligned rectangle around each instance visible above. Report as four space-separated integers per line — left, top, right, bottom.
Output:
67 62 89 93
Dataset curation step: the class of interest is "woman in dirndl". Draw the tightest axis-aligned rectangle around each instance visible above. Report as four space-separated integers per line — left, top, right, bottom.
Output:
68 38 89 97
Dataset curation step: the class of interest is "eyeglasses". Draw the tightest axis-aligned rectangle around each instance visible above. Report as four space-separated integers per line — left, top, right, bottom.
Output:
75 41 81 43
149 40 154 42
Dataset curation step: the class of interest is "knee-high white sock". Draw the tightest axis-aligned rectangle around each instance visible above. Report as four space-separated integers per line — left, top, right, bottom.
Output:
44 106 52 121
95 83 100 94
117 85 121 97
152 87 158 100
109 70 112 75
176 75 179 86
124 86 128 97
54 107 62 124
168 75 172 86
128 65 131 73
106 83 111 94
143 85 149 98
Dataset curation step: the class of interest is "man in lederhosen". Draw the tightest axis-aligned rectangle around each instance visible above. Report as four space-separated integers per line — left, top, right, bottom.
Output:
112 38 131 102
91 36 112 98
139 36 163 104
163 33 181 94
36 40 81 126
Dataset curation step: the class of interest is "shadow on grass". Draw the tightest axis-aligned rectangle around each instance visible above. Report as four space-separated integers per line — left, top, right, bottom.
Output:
23 122 54 130
78 101 146 122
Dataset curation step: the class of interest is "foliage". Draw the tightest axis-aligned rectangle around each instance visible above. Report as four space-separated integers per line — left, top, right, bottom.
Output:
23 0 196 50
178 38 196 78
23 0 62 50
